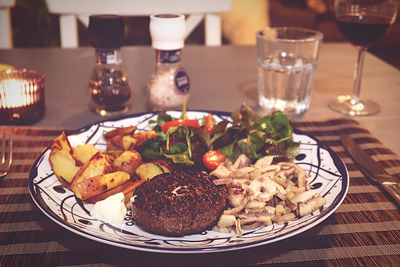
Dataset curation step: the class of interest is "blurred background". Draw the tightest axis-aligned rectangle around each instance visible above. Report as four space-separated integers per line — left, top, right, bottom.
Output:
8 0 400 68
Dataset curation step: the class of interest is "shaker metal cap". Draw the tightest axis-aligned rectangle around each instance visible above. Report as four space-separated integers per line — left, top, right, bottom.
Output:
150 14 186 50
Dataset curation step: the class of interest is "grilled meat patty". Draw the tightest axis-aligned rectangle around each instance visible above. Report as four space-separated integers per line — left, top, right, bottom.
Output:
132 169 228 236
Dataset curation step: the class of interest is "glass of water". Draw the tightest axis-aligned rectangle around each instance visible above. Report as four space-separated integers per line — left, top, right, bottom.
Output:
256 27 323 118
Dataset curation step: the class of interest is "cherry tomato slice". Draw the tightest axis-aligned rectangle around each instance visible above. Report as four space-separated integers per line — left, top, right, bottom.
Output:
203 150 226 170
204 113 214 134
161 119 200 133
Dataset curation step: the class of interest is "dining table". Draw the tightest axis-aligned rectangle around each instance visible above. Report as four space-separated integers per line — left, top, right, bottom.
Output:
1 43 400 266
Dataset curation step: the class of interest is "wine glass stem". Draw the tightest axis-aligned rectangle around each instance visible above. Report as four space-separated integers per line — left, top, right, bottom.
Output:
352 48 366 103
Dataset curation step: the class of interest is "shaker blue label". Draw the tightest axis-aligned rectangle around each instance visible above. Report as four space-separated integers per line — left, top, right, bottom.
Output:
174 68 190 93
97 50 120 64
158 50 181 63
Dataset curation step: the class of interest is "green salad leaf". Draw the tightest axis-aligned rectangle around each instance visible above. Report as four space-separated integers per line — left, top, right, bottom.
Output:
142 108 299 167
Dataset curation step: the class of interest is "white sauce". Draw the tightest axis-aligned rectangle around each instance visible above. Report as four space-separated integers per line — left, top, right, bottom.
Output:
91 192 127 223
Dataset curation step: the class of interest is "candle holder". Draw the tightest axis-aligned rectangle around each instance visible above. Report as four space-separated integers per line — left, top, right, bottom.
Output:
0 69 45 125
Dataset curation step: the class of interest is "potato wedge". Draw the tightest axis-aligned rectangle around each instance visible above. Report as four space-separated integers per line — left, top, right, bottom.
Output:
135 160 171 180
122 131 158 150
49 149 82 184
112 150 142 175
70 151 113 191
106 129 157 150
104 126 137 139
85 179 145 204
51 132 74 152
105 126 137 150
49 132 82 184
72 143 99 164
73 171 131 200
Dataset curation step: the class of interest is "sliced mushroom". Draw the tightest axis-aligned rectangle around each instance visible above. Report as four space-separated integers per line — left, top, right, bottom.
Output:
297 196 327 217
246 200 266 210
277 162 309 188
240 215 272 226
275 212 296 225
277 166 295 178
234 218 243 238
232 154 251 169
210 165 232 179
275 204 285 217
230 167 255 179
229 190 246 207
213 225 232 234
217 214 237 228
288 190 319 205
215 156 326 238
213 178 233 185
254 156 273 169
224 195 250 215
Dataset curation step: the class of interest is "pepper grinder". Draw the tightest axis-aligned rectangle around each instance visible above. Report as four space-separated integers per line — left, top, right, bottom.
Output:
88 15 133 116
147 14 190 111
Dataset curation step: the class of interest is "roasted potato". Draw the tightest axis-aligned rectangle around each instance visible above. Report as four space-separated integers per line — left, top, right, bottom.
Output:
72 143 99 164
122 131 158 150
49 132 82 184
51 132 75 152
49 149 82 184
135 160 171 180
105 126 137 150
112 150 143 176
49 128 169 204
72 171 131 200
86 179 145 204
70 151 113 191
104 126 137 139
105 128 158 150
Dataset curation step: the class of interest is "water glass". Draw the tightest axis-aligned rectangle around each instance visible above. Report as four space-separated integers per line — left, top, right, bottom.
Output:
256 27 323 117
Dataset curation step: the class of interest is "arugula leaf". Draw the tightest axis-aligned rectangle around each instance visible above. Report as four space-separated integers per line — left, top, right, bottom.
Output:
248 130 266 160
270 112 292 140
237 139 253 157
212 120 229 134
252 111 293 141
285 142 301 161
149 112 173 132
138 138 164 161
210 132 225 147
165 125 194 163
168 143 187 154
192 127 211 149
181 98 188 119
219 141 239 162
164 152 194 165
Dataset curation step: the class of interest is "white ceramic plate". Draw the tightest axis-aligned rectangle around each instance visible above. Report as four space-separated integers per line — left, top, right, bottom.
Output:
29 110 348 254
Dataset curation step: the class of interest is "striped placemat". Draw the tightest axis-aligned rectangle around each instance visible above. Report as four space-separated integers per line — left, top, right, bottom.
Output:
1 118 400 266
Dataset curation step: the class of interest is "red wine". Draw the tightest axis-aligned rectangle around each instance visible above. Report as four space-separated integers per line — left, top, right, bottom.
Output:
336 14 392 48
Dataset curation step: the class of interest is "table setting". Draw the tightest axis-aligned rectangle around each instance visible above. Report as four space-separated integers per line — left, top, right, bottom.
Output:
1 2 400 265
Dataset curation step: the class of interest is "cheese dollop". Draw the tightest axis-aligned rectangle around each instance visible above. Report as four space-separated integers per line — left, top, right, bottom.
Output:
91 192 127 223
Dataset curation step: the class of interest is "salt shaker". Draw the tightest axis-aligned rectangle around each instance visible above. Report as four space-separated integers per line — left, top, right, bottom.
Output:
88 15 133 116
147 14 190 111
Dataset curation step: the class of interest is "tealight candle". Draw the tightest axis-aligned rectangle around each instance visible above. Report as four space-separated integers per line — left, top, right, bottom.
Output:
0 69 45 124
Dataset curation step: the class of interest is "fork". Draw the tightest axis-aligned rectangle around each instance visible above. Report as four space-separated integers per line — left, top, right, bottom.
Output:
0 128 12 180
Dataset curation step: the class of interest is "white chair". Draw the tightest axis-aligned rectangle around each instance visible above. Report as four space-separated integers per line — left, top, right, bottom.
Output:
0 0 15 48
45 0 232 48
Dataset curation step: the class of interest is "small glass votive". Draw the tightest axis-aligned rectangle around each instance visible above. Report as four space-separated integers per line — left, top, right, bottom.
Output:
0 69 45 125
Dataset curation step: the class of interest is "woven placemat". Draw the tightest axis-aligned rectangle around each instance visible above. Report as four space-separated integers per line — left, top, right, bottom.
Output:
1 119 400 266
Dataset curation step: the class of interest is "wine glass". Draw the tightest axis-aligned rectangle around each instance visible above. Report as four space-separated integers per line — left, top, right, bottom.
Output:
329 0 399 116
